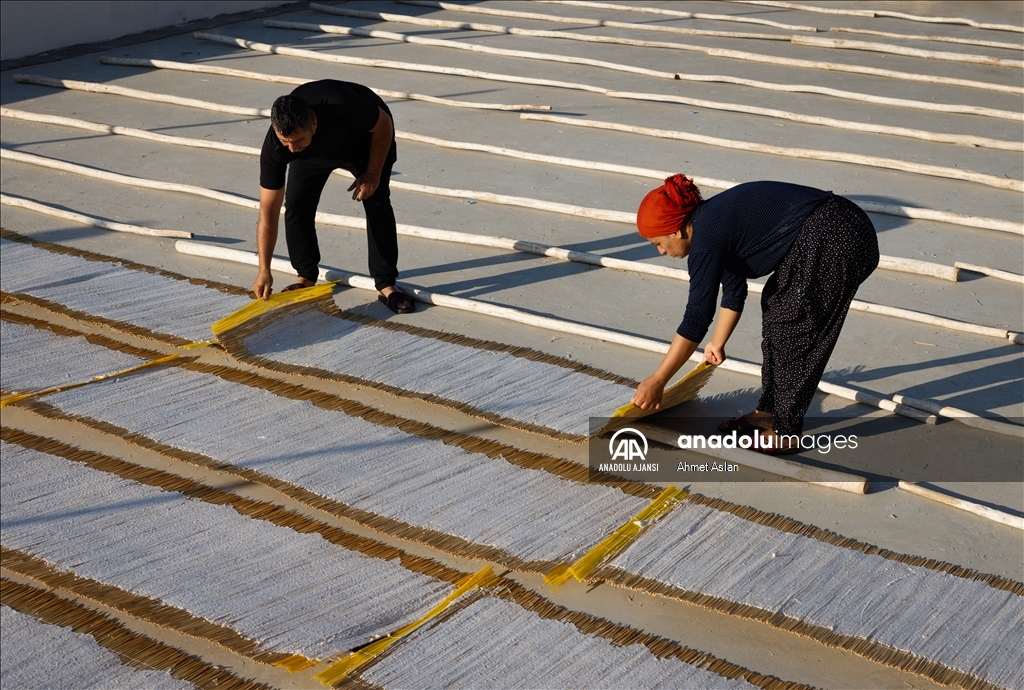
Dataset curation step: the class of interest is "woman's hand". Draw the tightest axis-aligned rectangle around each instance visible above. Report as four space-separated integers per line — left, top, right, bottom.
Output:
633 375 667 411
704 341 727 365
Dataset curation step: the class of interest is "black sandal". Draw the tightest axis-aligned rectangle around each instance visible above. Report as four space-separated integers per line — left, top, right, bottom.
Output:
378 290 415 314
282 282 312 292
718 415 760 434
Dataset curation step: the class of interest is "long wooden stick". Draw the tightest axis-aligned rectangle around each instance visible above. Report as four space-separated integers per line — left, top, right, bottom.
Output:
954 262 1024 285
2 108 966 287
193 31 609 93
12 73 268 117
890 394 1024 438
265 19 680 80
521 113 1024 192
9 74 1019 235
535 0 819 32
193 29 1023 122
700 45 1022 94
634 423 869 493
0 194 191 238
328 4 1024 95
300 10 1021 150
0 148 260 209
391 132 1024 234
669 72 1020 122
397 0 800 36
0 131 974 319
606 90 1021 151
102 54 1021 151
897 482 1024 530
97 57 550 112
828 27 1024 52
173 240 955 428
5 145 998 347
0 107 631 224
792 35 1023 68
728 1 1024 32
309 4 794 41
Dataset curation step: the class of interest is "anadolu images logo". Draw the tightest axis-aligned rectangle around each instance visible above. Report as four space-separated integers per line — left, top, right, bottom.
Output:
609 428 648 462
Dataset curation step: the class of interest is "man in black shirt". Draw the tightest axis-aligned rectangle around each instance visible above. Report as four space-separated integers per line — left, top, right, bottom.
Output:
253 79 414 313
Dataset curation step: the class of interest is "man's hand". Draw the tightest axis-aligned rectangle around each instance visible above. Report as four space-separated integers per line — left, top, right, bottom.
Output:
348 171 380 201
704 341 727 365
632 375 667 411
252 270 273 300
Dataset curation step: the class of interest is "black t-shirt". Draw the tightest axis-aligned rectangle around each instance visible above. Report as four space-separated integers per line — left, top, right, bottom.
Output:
259 80 396 190
677 181 833 342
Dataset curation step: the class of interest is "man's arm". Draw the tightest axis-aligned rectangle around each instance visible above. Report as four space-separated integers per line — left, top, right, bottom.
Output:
348 107 394 201
632 333 701 411
252 185 285 299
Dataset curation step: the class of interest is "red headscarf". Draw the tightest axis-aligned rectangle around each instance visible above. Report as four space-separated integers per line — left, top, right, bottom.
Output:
636 174 702 238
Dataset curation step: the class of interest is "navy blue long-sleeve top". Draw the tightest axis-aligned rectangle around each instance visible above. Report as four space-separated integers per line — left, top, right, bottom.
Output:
677 181 833 342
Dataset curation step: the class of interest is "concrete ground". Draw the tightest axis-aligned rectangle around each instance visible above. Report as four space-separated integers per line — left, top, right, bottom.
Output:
1 1 1021 688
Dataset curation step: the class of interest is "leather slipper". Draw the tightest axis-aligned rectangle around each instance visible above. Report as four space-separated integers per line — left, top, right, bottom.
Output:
281 282 311 292
379 290 415 314
718 415 760 433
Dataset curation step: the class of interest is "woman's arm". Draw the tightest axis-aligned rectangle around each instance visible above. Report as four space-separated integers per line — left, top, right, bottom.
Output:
704 307 741 365
632 334 700 410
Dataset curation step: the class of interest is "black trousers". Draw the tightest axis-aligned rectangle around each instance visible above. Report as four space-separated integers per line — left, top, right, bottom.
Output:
758 196 879 435
284 155 398 290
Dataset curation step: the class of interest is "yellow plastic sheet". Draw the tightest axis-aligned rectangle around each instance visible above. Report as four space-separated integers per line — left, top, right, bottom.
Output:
0 354 180 408
544 485 687 591
313 565 498 686
595 362 716 436
273 654 319 673
211 283 337 337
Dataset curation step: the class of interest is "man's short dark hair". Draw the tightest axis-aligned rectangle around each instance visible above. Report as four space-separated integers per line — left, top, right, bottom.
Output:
271 95 314 136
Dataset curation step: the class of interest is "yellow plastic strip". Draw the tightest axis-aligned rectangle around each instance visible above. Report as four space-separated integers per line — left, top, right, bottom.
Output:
211 283 336 337
273 653 320 673
612 361 715 419
595 362 716 436
0 354 180 408
313 565 498 686
544 485 687 591
178 339 216 350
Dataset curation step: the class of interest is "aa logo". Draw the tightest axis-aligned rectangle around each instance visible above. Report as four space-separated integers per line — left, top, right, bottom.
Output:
609 428 648 462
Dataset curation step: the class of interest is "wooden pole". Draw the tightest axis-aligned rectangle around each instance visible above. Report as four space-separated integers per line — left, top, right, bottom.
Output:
8 74 1020 234
13 73 268 117
2 135 980 334
898 482 1024 530
173 240 966 430
309 4 1024 94
97 57 551 112
303 8 1020 150
729 1 1024 32
194 29 1022 121
700 47 1024 94
954 262 1024 285
0 194 191 238
827 27 1024 52
534 0 819 32
309 4 794 41
397 0 803 35
793 35 1023 68
2 109 968 288
266 19 681 81
192 32 609 94
521 113 1024 192
634 423 869 494
606 90 1021 152
889 394 1024 438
